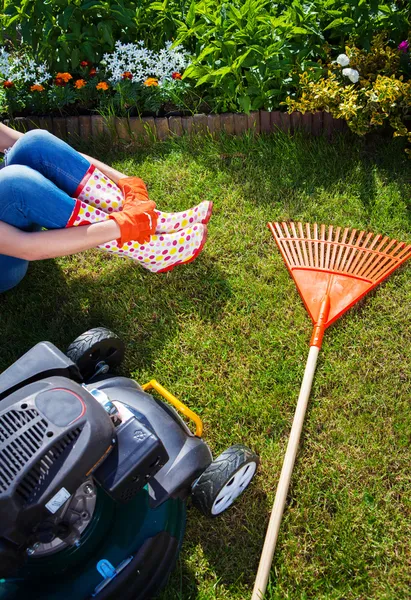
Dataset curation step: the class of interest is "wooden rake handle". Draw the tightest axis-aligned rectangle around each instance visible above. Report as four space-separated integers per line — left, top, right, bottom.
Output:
251 345 320 600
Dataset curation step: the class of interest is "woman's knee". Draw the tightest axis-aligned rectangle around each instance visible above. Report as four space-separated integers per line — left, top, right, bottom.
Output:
5 129 54 167
0 165 48 216
0 164 38 192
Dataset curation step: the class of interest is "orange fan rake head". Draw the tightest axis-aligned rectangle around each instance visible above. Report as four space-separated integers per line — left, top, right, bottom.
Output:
269 221 411 347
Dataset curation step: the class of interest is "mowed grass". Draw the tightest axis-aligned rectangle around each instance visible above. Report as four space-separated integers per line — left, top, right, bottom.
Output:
0 131 410 599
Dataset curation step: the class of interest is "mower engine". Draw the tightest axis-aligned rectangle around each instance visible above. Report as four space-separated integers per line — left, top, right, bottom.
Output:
0 377 168 577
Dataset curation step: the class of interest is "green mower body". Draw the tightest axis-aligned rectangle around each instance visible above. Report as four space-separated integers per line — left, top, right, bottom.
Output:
1 489 186 600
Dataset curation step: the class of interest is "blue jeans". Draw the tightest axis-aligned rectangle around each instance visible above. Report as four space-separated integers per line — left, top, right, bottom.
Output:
0 130 91 292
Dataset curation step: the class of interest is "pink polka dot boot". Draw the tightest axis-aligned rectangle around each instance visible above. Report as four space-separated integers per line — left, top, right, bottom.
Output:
74 165 123 214
155 201 213 234
74 166 213 234
67 200 208 273
102 223 208 273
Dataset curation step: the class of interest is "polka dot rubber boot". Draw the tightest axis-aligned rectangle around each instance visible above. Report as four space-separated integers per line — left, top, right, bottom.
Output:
100 223 208 273
68 200 207 273
75 166 213 234
155 201 213 234
74 165 123 214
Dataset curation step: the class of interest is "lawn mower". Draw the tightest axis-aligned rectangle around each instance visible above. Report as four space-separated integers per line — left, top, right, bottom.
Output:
0 328 259 600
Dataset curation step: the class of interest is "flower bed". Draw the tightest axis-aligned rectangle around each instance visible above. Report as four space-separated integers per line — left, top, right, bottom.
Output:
0 42 197 119
1 3 410 150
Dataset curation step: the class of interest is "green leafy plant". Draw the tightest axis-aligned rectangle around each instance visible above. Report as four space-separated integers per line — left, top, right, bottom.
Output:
177 0 410 112
287 35 411 153
0 0 410 116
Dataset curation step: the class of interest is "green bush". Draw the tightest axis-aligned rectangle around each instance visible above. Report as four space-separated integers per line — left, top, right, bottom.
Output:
177 0 410 112
1 0 409 80
0 0 140 71
0 0 410 114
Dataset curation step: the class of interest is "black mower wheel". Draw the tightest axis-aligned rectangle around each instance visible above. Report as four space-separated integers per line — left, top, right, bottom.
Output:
66 327 125 380
192 444 259 517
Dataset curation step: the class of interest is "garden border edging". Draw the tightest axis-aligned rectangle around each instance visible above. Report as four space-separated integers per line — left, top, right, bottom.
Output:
4 111 348 144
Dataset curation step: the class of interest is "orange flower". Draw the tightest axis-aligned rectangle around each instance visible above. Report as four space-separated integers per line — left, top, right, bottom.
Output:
89 67 97 77
3 80 14 88
122 71 133 80
55 72 72 86
30 84 45 92
56 72 72 82
172 72 182 80
80 60 91 67
74 79 87 89
144 77 159 87
96 81 109 91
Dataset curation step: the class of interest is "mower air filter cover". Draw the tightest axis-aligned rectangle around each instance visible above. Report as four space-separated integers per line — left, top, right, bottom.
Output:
94 416 169 503
0 376 114 545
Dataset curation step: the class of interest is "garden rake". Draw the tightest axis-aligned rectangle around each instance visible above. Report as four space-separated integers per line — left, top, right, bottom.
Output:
252 221 411 600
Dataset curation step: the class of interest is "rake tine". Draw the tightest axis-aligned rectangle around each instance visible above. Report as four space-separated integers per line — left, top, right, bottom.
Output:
271 223 295 268
363 239 399 279
298 222 309 267
306 223 314 268
339 228 357 272
357 235 388 278
324 225 333 270
314 223 319 268
349 232 374 275
344 230 365 274
329 227 341 272
320 224 326 269
356 234 383 277
334 227 349 272
283 222 299 266
371 243 411 281
291 222 304 266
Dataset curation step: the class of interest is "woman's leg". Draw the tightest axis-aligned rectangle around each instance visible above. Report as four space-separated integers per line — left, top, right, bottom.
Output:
0 165 207 278
5 129 213 231
0 255 29 293
0 164 78 292
0 165 79 230
4 129 90 197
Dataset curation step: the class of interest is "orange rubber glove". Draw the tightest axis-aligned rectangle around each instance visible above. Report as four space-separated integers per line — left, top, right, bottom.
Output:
110 176 157 246
109 203 158 246
118 177 151 204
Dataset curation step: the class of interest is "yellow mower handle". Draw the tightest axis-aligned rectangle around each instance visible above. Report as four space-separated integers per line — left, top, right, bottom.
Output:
142 379 203 438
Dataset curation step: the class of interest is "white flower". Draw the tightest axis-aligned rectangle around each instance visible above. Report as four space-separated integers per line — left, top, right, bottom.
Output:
0 48 51 84
342 68 360 83
101 40 189 84
336 54 350 67
0 48 11 79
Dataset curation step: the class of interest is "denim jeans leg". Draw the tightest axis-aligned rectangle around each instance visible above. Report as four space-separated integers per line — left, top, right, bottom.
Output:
5 129 91 197
0 164 79 292
0 165 77 230
0 255 29 293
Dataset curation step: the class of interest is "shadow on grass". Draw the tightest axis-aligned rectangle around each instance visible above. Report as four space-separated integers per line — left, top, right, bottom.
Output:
0 252 232 373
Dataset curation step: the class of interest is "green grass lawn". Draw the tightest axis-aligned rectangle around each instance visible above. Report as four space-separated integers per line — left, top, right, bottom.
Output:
1 131 410 599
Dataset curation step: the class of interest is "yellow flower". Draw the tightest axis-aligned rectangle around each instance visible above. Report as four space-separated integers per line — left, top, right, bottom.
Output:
96 81 109 91
144 77 159 87
30 84 44 92
74 79 87 89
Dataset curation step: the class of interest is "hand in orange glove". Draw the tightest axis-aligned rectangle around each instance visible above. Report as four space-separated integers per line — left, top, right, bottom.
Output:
109 177 158 246
118 177 151 204
109 202 158 246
